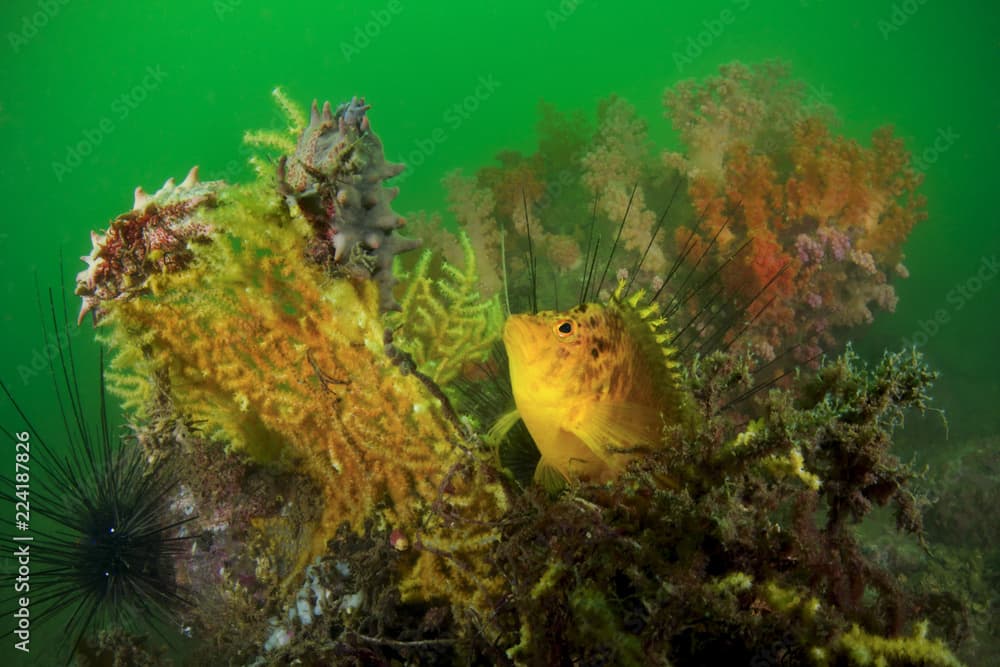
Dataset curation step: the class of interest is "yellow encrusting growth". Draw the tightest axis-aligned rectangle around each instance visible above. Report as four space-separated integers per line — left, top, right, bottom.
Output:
827 622 963 667
764 447 822 491
762 581 822 625
709 571 754 595
390 230 503 386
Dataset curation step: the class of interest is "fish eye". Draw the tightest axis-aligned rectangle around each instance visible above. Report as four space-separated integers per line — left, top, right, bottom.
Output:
555 319 575 338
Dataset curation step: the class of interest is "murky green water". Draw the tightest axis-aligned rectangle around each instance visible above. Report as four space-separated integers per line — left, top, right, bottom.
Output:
0 1 996 664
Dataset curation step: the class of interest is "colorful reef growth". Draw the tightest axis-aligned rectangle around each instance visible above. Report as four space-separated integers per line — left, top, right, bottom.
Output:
64 69 966 666
489 346 961 667
443 61 925 362
664 62 926 361
76 91 474 587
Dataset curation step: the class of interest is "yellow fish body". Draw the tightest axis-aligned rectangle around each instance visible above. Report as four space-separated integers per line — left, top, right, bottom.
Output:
497 285 693 486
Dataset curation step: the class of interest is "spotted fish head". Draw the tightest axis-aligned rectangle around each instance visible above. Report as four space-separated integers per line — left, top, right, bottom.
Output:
502 303 629 409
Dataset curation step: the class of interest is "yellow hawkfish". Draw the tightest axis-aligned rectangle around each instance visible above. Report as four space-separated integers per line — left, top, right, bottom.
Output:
494 286 692 487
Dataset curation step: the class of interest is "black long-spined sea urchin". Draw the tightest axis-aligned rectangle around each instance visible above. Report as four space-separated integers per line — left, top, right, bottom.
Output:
1 287 194 664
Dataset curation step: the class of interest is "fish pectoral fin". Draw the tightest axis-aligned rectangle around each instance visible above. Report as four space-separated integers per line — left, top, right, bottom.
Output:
487 408 522 445
533 459 568 494
568 401 660 465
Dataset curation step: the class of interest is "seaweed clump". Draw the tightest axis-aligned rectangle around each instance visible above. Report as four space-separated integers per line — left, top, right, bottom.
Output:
480 346 957 665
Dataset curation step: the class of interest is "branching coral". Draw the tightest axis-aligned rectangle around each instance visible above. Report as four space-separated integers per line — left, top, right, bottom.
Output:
399 455 512 643
243 86 305 157
73 91 567 666
102 177 463 568
389 230 503 386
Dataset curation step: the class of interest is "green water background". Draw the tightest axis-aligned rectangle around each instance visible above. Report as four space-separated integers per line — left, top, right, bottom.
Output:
0 0 996 662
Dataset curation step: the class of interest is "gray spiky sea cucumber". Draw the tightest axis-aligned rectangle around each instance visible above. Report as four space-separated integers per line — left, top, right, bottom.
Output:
278 96 419 311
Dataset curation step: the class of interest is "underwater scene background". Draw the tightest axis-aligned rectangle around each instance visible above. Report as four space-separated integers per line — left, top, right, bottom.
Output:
0 0 997 665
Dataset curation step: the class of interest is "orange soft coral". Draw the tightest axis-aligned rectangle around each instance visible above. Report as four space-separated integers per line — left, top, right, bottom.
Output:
664 62 926 355
478 151 547 221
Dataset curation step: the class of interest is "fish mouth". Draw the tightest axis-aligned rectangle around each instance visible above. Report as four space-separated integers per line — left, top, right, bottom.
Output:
502 316 540 365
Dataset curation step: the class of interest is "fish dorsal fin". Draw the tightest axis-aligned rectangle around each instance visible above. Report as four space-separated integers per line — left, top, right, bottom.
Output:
610 280 680 380
566 399 661 468
607 279 695 428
